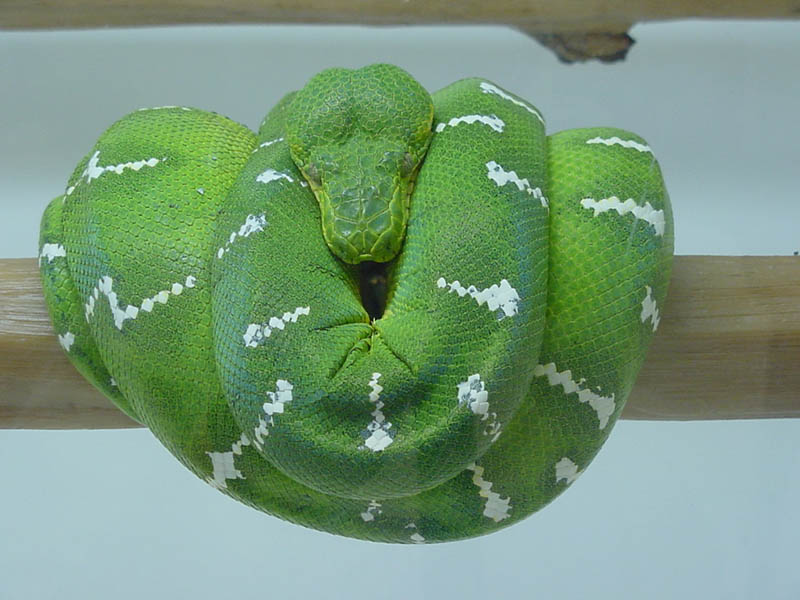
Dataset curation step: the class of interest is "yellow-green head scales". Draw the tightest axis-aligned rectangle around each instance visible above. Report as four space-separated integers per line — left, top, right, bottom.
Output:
286 64 433 263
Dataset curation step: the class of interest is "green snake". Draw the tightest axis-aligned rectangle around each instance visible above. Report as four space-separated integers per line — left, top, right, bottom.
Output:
39 64 673 543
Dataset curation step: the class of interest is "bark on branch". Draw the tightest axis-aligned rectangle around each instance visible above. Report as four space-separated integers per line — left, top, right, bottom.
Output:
1 256 798 429
1 0 798 62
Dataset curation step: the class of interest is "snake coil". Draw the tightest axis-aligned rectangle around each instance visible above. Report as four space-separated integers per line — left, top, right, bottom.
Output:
39 64 673 543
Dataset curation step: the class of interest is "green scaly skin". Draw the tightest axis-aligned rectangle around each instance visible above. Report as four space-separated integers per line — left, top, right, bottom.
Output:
39 64 673 543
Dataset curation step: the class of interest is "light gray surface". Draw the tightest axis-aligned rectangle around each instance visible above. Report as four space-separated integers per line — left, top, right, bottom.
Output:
1 21 799 599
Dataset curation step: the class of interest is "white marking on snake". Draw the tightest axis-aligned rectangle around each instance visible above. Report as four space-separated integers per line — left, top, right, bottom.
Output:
205 452 243 490
39 243 66 266
486 161 548 209
467 463 511 522
586 136 652 154
256 168 308 187
555 457 582 485
58 331 75 352
436 277 520 320
252 137 285 153
483 414 503 443
435 114 505 133
457 374 489 417
360 500 383 522
83 150 164 183
360 372 395 452
534 362 615 430
84 274 197 329
243 306 310 348
252 379 294 450
457 374 503 441
256 169 294 184
580 196 665 237
405 522 426 544
217 213 268 259
205 433 252 490
640 285 661 331
231 432 251 455
479 81 544 124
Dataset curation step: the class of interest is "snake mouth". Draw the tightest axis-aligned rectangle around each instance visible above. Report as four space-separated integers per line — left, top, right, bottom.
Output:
358 260 390 321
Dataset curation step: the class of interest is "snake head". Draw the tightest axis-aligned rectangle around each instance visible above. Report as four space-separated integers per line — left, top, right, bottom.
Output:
286 64 434 264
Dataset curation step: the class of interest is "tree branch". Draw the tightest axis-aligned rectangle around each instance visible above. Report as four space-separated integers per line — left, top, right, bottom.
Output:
1 0 798 62
1 256 798 428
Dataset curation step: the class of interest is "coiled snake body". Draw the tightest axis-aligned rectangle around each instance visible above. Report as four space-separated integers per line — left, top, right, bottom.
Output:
39 64 673 543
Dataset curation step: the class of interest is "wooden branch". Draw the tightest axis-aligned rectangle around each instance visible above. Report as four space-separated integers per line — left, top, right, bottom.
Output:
3 0 797 30
1 256 798 428
625 256 800 421
2 1 798 62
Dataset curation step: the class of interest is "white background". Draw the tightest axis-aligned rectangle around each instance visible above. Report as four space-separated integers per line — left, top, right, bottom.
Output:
1 21 799 599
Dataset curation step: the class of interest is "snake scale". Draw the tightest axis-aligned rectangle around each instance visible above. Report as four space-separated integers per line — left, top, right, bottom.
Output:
39 64 673 543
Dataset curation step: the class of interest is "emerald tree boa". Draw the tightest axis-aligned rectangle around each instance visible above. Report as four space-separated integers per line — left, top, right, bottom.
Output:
39 64 673 543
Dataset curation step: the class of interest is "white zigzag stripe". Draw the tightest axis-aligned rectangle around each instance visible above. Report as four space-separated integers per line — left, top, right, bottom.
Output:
467 463 511 522
479 81 544 124
580 196 665 237
435 114 505 133
252 379 294 450
217 213 267 259
534 362 615 430
640 285 661 331
205 432 252 490
84 274 197 330
405 522 426 543
83 150 164 184
555 457 581 485
252 137 285 153
586 136 652 154
360 500 383 522
58 331 75 352
436 277 520 320
360 372 395 452
39 243 66 265
256 168 308 187
65 151 166 197
457 374 503 442
243 306 310 347
486 161 548 209
457 373 489 417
